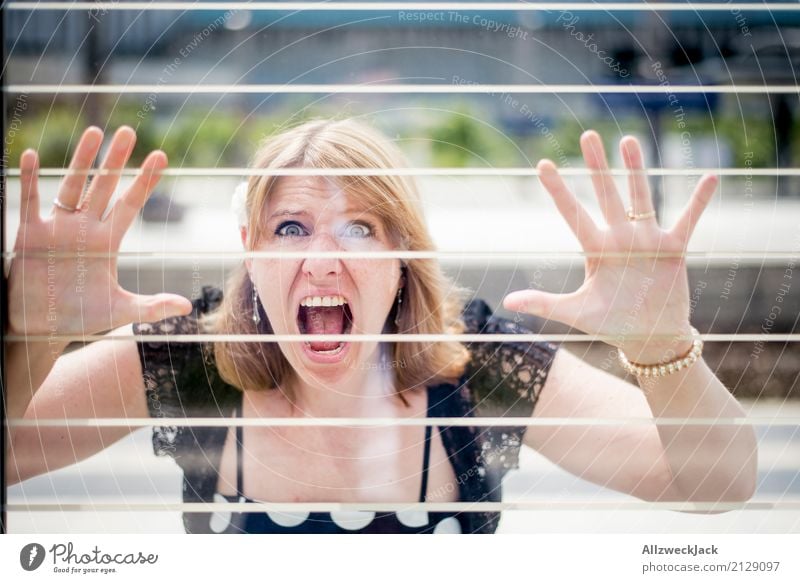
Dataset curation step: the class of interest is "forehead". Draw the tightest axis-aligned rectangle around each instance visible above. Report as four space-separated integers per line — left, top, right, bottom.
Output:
268 176 355 212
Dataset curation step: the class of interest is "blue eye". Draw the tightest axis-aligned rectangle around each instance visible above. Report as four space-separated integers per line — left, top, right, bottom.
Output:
276 221 308 237
341 221 374 238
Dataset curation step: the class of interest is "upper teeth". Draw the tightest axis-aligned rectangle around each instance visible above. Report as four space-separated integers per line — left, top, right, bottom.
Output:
301 295 347 307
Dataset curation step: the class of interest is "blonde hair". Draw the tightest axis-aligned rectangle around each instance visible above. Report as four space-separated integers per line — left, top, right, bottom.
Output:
202 118 470 398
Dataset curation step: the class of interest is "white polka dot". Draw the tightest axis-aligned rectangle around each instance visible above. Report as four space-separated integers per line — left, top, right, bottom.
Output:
396 509 429 528
330 510 376 531
433 516 462 534
209 493 233 533
266 510 310 528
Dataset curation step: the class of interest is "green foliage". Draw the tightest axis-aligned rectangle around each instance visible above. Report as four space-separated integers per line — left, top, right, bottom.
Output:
158 109 247 168
5 102 786 172
428 108 520 167
151 103 337 167
664 113 777 168
5 107 85 167
427 111 651 168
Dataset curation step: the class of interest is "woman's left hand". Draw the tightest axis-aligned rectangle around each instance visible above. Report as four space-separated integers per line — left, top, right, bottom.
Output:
503 131 718 365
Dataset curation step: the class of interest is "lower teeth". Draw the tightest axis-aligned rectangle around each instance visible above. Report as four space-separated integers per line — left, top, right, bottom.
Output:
305 342 345 355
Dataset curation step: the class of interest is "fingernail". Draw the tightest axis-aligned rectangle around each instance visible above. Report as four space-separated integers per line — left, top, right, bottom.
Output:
85 127 103 147
117 125 135 140
117 132 134 149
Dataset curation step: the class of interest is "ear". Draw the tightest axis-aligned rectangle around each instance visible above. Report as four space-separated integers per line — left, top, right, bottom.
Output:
240 226 251 273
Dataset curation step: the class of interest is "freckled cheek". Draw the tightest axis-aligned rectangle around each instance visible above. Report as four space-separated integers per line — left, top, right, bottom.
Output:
347 261 400 324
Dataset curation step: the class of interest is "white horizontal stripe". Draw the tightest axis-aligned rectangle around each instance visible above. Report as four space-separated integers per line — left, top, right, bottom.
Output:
7 3 800 13
4 250 791 261
7 84 800 94
3 251 796 269
5 167 798 177
7 501 799 513
7 333 799 343
7 417 797 428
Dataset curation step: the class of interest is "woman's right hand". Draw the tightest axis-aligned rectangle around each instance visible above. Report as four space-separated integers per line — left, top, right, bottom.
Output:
7 126 193 338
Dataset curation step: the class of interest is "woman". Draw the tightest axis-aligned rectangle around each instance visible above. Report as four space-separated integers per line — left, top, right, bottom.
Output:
6 119 757 534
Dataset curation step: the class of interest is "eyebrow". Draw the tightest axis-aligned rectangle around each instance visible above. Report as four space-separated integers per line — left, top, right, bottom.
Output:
267 209 309 221
267 207 380 222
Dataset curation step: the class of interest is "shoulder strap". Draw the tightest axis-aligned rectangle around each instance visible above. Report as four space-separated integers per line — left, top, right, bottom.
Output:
236 399 244 498
418 388 434 503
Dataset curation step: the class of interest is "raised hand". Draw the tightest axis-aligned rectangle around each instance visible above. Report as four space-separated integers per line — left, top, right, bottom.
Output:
7 126 193 338
503 131 718 364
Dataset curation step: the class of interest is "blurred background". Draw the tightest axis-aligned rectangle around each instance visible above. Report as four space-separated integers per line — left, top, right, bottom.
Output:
3 0 799 533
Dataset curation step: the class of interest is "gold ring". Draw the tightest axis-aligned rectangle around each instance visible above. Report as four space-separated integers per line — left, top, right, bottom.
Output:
625 208 656 221
52 198 79 213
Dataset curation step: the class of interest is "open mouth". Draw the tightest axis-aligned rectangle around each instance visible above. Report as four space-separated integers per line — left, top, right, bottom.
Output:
297 295 354 355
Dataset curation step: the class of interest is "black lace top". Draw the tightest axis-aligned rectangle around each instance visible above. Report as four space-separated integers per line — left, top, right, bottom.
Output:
133 285 559 534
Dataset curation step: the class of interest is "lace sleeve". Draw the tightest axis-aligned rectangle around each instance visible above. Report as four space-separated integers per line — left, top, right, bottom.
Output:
460 298 559 471
132 285 238 458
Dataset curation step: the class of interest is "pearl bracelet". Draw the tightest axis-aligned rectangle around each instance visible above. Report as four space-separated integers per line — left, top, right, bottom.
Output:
617 326 704 378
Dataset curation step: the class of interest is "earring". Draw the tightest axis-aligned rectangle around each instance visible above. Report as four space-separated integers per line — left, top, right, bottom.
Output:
394 287 403 327
252 284 261 325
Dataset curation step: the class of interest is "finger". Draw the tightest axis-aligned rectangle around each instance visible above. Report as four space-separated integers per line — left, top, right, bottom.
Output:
503 289 580 328
580 130 627 225
19 149 41 224
619 135 656 220
82 126 137 219
538 159 600 248
117 291 194 325
56 127 103 212
669 174 719 245
105 150 168 245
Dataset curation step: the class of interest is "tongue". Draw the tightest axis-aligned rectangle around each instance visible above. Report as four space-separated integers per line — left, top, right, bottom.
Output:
306 306 344 351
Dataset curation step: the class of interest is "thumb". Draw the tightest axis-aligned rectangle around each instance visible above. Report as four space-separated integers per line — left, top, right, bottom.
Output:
502 289 576 325
121 292 194 324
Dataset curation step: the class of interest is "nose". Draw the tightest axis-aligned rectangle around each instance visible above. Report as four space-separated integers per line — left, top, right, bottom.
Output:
301 231 343 279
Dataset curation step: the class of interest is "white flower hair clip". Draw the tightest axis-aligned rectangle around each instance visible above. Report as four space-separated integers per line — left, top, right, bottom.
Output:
231 181 248 227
